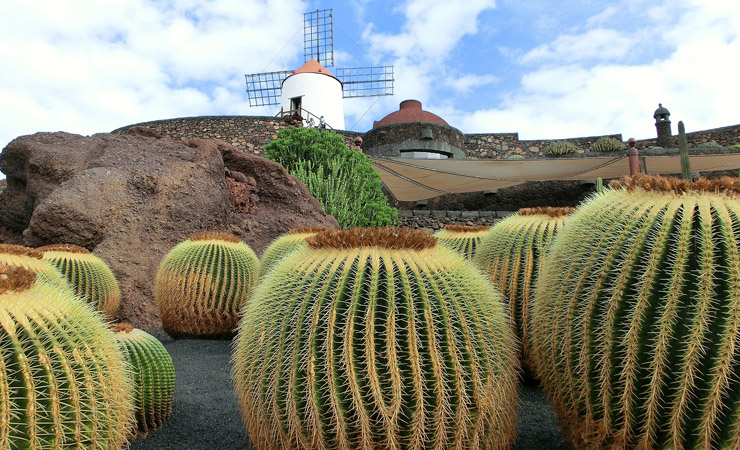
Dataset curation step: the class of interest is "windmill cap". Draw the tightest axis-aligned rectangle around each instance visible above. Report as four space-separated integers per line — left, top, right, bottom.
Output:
374 99 449 128
290 58 337 78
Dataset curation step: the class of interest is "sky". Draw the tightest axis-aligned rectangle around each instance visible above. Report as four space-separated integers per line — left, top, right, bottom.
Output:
1 0 739 176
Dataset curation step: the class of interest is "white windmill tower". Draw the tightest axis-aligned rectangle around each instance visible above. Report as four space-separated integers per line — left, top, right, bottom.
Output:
245 9 394 130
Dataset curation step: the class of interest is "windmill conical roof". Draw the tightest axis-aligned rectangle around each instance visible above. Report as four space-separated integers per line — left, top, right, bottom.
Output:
291 58 337 78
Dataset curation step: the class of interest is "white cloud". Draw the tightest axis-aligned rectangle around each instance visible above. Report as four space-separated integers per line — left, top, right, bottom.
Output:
520 28 636 64
445 74 499 94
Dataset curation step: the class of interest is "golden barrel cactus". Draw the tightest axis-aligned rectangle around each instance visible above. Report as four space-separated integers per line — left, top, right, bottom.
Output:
39 243 121 318
0 243 72 292
233 227 519 450
532 175 740 449
433 224 490 259
0 263 134 449
258 227 328 278
155 232 259 338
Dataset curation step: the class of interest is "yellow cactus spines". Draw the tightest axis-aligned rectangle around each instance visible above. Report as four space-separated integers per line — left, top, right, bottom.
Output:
258 227 329 278
233 227 519 450
0 243 73 293
473 207 572 366
112 323 175 437
155 231 259 338
0 264 135 449
433 224 490 259
531 174 740 449
38 243 121 318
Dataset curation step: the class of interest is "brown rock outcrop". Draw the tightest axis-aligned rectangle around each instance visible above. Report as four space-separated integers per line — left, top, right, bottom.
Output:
0 130 337 332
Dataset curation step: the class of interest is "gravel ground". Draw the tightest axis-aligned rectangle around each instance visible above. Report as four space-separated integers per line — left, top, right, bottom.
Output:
131 339 571 450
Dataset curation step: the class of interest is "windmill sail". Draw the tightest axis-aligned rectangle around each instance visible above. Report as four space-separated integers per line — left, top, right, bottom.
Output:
336 66 394 98
304 9 334 66
245 70 292 107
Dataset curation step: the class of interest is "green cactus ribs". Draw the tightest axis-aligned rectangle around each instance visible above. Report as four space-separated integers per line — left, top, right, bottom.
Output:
112 323 176 437
38 243 121 319
155 231 259 338
258 227 330 278
0 264 135 449
433 225 490 260
531 174 740 449
0 243 74 293
234 227 519 450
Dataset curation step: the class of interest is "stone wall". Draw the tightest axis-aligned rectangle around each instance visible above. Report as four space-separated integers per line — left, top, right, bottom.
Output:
363 122 465 154
464 133 625 159
397 209 512 230
634 123 740 149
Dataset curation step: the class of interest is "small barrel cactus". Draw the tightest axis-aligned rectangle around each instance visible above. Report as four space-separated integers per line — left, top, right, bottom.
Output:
590 136 623 152
0 243 72 292
39 243 121 318
258 227 328 278
545 140 577 156
532 175 740 449
155 232 259 338
112 323 175 437
474 207 572 367
233 227 519 450
433 224 490 259
0 263 135 449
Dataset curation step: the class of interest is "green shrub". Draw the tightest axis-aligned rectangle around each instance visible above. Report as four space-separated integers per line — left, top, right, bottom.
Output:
505 154 525 160
265 127 397 228
697 140 721 148
544 141 577 156
590 136 623 152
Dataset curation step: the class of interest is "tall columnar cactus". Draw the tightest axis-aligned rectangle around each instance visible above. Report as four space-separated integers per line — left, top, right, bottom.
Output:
258 227 329 278
155 232 259 338
433 224 490 260
473 207 572 365
531 175 740 449
0 243 72 293
112 323 175 437
0 264 135 449
39 243 121 318
233 227 519 450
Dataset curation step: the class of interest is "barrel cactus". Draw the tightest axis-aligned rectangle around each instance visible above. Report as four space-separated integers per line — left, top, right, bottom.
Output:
474 207 572 366
531 175 740 449
155 232 259 338
112 323 175 437
0 243 72 292
258 227 328 278
0 263 135 449
433 224 489 259
39 243 121 318
233 227 519 450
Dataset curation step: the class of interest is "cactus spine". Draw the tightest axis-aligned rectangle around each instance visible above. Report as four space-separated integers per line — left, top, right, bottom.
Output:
233 227 519 450
0 264 134 449
474 207 572 365
112 324 175 437
433 224 490 259
155 232 259 338
0 244 72 293
531 175 740 449
39 244 121 318
258 227 328 278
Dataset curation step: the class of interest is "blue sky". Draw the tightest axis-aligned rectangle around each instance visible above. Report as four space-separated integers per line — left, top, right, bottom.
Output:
1 0 739 175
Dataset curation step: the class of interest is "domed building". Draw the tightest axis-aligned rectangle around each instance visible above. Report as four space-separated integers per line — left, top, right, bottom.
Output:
362 100 466 159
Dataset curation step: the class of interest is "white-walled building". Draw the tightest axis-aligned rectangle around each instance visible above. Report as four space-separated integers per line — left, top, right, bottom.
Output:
280 59 345 130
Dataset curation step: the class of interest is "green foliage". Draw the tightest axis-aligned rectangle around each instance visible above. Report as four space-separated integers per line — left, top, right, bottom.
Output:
505 154 525 160
0 265 135 449
155 232 259 338
233 228 519 450
544 140 577 156
697 140 721 148
113 324 176 436
531 180 740 449
265 127 397 228
590 137 623 152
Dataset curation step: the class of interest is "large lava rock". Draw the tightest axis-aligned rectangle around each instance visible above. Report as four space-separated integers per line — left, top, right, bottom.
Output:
0 129 338 331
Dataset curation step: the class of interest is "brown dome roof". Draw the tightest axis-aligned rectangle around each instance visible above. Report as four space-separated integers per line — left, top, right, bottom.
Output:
374 100 448 128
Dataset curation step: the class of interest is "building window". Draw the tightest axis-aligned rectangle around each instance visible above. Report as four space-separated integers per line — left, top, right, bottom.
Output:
400 151 450 159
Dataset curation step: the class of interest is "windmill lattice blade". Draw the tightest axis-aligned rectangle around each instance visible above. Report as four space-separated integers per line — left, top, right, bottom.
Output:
304 9 334 67
245 70 292 107
337 66 395 98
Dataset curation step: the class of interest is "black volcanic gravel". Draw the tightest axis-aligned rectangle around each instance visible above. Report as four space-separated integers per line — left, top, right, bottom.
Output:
130 339 570 450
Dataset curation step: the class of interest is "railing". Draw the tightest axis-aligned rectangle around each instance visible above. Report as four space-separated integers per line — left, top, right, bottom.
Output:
278 107 334 130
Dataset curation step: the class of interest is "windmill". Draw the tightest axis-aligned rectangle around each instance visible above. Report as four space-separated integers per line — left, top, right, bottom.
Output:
245 9 394 130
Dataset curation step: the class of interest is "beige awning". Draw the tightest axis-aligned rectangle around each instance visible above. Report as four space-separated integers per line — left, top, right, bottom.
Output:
372 153 740 202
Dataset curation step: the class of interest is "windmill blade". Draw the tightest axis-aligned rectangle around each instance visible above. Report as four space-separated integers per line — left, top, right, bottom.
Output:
245 70 293 107
336 66 394 98
304 9 334 67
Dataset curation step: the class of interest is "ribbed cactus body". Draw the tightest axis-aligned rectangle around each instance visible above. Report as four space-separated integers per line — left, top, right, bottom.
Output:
112 324 175 436
155 232 259 338
39 244 121 318
258 227 327 278
0 244 72 293
473 207 571 364
0 264 134 449
531 176 740 449
233 228 519 450
433 225 489 259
